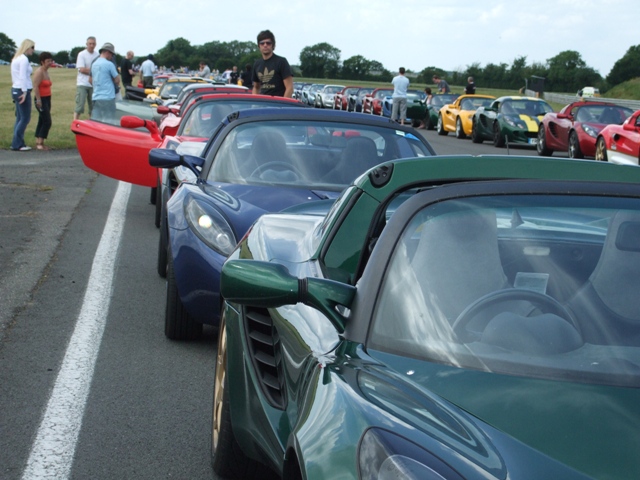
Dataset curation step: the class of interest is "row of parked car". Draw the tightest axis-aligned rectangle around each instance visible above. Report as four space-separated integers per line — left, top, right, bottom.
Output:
70 74 640 479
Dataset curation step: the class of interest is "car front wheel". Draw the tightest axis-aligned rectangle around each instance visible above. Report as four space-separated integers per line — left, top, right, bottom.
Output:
471 119 483 143
165 246 202 340
455 118 466 139
595 137 608 161
437 115 448 136
568 131 584 159
537 127 552 156
493 122 505 147
211 314 264 478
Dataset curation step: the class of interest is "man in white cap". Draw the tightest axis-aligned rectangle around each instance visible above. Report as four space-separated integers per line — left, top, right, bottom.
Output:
90 42 120 123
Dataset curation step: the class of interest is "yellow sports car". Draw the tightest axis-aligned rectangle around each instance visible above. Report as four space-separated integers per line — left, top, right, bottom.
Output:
436 94 495 139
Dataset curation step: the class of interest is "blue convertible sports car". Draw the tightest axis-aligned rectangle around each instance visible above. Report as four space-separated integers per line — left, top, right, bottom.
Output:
150 108 436 339
217 154 640 479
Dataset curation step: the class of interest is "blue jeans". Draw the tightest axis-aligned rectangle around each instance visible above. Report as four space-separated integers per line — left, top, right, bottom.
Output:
11 88 32 150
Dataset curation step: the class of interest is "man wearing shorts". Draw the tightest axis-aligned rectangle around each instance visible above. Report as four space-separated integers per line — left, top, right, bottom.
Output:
74 36 99 120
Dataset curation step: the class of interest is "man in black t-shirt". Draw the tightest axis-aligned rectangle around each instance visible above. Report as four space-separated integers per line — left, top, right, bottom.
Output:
251 30 293 97
120 51 135 88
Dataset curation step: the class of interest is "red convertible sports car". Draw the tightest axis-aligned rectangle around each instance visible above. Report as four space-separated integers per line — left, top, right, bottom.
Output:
538 101 633 159
361 88 393 115
333 86 361 110
595 109 640 166
71 94 302 188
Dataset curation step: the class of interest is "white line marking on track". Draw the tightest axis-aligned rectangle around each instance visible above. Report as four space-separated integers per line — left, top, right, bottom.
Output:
21 182 131 479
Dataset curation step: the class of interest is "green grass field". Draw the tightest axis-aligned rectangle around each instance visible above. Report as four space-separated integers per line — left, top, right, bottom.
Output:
0 66 572 150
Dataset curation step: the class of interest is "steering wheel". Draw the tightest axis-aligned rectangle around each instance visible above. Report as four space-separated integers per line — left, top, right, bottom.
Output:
452 288 580 343
250 161 302 180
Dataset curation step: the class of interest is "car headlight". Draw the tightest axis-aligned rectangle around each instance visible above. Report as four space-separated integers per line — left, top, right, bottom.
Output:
503 116 524 129
359 428 464 480
184 197 236 256
581 124 600 138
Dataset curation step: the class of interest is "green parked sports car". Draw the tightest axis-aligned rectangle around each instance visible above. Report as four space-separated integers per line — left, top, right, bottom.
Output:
214 154 640 480
471 95 553 147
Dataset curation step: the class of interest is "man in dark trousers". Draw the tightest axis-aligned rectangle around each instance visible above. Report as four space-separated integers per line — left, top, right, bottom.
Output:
251 30 293 97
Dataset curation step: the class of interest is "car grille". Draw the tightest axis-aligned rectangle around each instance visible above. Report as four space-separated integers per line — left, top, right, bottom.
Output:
244 307 286 409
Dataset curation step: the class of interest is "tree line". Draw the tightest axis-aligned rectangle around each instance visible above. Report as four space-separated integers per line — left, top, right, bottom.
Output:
2 32 638 93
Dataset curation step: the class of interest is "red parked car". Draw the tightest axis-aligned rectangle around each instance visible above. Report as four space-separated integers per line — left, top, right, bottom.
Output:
361 88 393 115
333 86 361 110
595 109 640 166
537 101 633 158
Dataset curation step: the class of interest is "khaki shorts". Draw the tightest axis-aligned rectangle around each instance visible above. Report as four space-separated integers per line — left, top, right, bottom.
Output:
75 86 93 115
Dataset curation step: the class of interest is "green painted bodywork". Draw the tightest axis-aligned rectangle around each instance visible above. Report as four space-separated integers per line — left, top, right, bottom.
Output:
220 154 640 479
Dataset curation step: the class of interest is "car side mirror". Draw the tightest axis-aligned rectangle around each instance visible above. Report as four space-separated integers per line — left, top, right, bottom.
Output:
557 112 571 120
156 105 170 115
120 115 161 141
148 148 204 177
221 260 356 334
623 122 638 132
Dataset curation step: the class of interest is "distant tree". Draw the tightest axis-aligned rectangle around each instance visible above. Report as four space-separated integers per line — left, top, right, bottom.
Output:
417 66 448 84
341 55 372 80
0 32 16 61
546 50 601 92
70 46 85 63
607 45 640 87
299 42 340 78
156 37 195 70
483 63 509 88
53 50 70 65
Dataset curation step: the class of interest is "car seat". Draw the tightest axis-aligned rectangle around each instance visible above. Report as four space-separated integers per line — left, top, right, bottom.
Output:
248 131 294 181
599 107 622 125
566 210 640 345
323 136 379 185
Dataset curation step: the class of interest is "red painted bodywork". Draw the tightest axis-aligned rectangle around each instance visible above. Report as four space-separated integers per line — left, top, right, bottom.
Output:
598 109 640 164
361 88 393 115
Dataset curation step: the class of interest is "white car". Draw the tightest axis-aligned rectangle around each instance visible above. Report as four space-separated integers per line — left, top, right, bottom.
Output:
314 84 345 108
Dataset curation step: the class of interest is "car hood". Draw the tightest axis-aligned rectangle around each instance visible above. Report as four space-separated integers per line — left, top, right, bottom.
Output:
369 350 639 480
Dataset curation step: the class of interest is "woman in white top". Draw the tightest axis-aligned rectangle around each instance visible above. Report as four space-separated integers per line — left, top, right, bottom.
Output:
11 39 35 151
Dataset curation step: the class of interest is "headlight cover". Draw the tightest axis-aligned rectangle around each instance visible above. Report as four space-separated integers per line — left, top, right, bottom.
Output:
580 124 599 138
359 428 464 480
185 197 236 256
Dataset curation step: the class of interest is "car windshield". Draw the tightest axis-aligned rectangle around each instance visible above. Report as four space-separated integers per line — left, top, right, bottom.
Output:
325 86 344 94
357 89 374 99
374 90 393 99
179 100 297 138
460 97 493 110
431 94 458 107
574 105 633 124
159 81 197 99
370 194 640 388
207 120 432 190
501 99 553 116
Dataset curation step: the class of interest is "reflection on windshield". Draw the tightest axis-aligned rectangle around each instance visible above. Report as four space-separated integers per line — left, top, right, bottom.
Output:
371 195 640 388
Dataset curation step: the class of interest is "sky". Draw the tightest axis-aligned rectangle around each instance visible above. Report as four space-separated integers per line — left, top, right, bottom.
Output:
3 0 639 78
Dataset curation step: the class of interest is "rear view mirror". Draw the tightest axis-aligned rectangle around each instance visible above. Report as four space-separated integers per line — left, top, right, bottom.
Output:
121 115 161 141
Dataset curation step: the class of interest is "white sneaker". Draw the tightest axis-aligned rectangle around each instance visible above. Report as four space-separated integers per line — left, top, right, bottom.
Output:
19 146 32 151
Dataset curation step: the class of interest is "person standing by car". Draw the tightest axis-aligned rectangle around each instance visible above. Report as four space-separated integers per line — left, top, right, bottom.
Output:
251 30 293 98
10 39 35 151
239 63 253 90
197 61 211 79
139 54 157 88
90 43 120 124
33 51 53 151
432 75 450 93
120 51 135 92
465 76 476 95
391 67 410 125
74 36 98 120
229 65 239 85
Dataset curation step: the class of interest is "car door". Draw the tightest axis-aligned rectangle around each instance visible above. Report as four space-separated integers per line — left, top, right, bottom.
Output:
71 117 163 187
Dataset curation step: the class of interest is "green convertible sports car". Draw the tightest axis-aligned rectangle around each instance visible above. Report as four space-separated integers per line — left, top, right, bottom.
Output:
471 95 553 147
214 155 640 480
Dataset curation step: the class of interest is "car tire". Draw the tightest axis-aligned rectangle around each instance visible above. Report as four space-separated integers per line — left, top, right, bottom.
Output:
411 118 421 128
211 314 266 479
595 137 608 161
154 177 162 228
425 114 434 130
471 120 483 143
437 115 448 136
455 118 466 139
157 211 168 278
568 131 584 159
493 122 505 148
537 127 553 156
165 246 202 340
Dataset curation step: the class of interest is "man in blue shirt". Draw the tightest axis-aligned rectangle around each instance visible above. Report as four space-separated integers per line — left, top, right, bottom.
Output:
90 43 120 124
